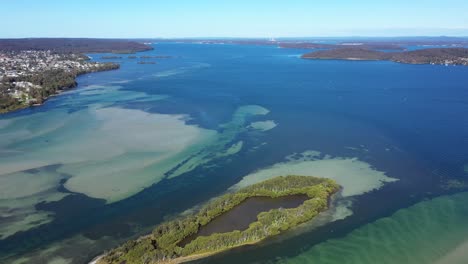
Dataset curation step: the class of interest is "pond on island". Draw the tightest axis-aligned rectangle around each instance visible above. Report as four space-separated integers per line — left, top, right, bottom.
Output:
179 195 309 247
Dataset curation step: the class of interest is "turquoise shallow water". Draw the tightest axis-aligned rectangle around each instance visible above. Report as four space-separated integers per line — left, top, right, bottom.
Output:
1 43 468 263
279 192 468 264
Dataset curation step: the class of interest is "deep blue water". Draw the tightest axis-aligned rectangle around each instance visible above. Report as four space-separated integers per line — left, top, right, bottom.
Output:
1 43 468 263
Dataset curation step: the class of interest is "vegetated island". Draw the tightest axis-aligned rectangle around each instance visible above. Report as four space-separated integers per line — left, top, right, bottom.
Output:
0 38 153 113
150 37 468 66
140 55 173 59
301 47 468 66
279 42 405 51
97 175 340 264
150 36 468 48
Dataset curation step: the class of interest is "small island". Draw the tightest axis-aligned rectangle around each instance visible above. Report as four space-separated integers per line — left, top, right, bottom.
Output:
101 56 123 59
301 47 468 66
138 61 157 64
98 175 339 264
140 55 173 59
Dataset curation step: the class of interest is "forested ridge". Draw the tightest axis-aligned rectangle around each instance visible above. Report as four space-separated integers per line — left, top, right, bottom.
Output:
0 38 152 53
301 47 468 66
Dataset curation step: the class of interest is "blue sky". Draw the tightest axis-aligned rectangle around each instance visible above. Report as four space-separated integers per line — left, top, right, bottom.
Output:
2 0 468 38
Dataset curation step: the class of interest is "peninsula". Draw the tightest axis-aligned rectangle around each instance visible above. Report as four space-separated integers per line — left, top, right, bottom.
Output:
98 175 340 264
146 37 468 66
301 47 468 66
0 39 152 113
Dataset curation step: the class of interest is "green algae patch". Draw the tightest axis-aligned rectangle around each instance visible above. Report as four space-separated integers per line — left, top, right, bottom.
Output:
98 176 339 264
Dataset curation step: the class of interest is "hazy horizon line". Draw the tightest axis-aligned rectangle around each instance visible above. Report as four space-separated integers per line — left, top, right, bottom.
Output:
1 35 468 40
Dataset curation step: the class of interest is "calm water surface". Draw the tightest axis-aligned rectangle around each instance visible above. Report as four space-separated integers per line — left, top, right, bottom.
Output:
0 43 468 264
179 195 308 247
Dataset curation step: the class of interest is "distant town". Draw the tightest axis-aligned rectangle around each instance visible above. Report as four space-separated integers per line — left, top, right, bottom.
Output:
0 39 153 113
2 37 468 114
0 50 119 113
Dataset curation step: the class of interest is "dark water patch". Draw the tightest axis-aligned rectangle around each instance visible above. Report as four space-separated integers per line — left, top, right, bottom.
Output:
198 195 309 235
36 194 106 219
0 195 106 260
164 151 204 178
23 168 41 174
179 195 308 247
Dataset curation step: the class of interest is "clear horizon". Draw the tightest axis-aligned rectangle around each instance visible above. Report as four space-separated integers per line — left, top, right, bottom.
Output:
2 0 468 38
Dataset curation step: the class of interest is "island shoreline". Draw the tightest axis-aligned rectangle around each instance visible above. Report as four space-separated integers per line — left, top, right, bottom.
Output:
98 176 340 264
301 47 468 66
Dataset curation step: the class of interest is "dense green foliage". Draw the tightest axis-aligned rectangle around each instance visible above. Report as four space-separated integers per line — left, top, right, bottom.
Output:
302 47 468 66
0 92 22 113
100 176 339 264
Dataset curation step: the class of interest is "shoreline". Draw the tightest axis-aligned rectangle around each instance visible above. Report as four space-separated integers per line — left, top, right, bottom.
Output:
97 176 339 264
165 239 261 264
91 190 343 264
149 192 343 264
301 56 461 65
301 47 468 66
89 255 104 264
0 65 120 115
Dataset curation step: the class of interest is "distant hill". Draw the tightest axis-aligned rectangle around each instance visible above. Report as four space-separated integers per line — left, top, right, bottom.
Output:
0 38 152 53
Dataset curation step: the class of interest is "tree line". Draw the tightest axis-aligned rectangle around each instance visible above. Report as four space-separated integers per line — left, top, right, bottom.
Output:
100 175 340 264
0 62 119 112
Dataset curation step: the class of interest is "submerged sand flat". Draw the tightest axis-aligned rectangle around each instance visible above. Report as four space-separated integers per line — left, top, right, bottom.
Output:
0 106 216 203
8 233 116 264
248 120 277 131
232 151 397 197
0 165 68 239
63 107 217 201
0 84 216 237
279 192 468 264
167 105 271 178
0 191 65 239
0 81 277 238
153 62 211 79
435 240 468 264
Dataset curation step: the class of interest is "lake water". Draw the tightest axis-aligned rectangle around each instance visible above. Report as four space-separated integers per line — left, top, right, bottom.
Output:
179 195 309 247
0 43 468 264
